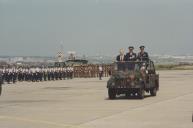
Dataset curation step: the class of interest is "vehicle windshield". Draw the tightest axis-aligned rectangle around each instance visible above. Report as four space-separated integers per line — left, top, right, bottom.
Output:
115 61 146 71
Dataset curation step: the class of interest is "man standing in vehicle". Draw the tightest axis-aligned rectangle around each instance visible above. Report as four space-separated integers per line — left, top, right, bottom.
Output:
126 46 137 61
116 48 126 71
126 46 137 70
137 46 149 62
116 48 126 62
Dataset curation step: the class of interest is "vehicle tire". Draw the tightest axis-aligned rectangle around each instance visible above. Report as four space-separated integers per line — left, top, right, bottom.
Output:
138 88 145 99
150 88 157 96
108 88 116 99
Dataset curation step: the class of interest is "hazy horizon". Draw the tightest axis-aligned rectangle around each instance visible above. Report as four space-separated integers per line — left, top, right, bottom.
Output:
0 0 193 56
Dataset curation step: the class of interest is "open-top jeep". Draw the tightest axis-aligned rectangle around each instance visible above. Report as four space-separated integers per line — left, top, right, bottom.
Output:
107 60 159 99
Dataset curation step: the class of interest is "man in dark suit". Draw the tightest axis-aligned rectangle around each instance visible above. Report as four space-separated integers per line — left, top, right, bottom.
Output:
116 49 126 71
116 48 126 61
137 46 149 62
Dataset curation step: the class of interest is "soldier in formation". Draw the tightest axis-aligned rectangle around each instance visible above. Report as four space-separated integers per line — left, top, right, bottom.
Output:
0 63 115 85
98 65 103 80
0 66 75 84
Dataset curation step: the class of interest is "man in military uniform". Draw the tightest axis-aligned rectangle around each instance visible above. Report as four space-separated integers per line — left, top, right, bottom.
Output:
29 68 33 82
69 66 74 79
47 68 51 81
0 69 2 95
62 67 67 80
51 68 55 80
5 69 10 84
1 68 4 83
12 68 17 83
54 68 58 80
126 46 137 70
43 68 47 81
32 68 36 82
39 68 43 81
137 46 149 62
126 46 137 61
90 65 95 78
98 65 103 80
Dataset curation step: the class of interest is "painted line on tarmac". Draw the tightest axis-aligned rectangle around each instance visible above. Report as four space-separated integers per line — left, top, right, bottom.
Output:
0 115 82 128
76 91 193 126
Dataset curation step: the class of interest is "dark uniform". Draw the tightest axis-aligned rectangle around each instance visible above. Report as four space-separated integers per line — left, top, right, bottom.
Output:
137 46 149 62
125 46 137 61
51 70 55 80
126 46 137 70
0 71 2 95
59 69 62 80
62 68 67 80
98 65 103 80
12 70 17 83
43 69 47 81
47 69 51 81
54 70 58 80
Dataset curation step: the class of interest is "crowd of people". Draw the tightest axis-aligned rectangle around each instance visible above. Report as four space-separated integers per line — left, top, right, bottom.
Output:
73 64 113 78
0 67 74 84
0 64 113 85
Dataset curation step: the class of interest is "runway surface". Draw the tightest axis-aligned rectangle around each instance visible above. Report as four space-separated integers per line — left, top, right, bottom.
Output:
0 70 193 128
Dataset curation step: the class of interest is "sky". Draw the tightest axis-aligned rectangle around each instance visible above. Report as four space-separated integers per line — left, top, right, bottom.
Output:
0 0 193 57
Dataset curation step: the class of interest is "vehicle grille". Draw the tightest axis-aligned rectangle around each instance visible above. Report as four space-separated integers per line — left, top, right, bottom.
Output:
115 80 131 88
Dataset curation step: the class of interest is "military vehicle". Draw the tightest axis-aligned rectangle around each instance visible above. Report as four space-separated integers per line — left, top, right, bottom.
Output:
65 59 88 66
107 60 159 99
54 51 88 67
54 62 66 67
54 59 88 67
64 51 88 66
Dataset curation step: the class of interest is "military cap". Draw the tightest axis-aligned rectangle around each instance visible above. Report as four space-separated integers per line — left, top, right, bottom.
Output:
128 46 134 49
139 45 145 49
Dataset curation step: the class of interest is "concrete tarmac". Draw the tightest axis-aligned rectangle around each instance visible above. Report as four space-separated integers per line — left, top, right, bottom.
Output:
0 70 193 128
